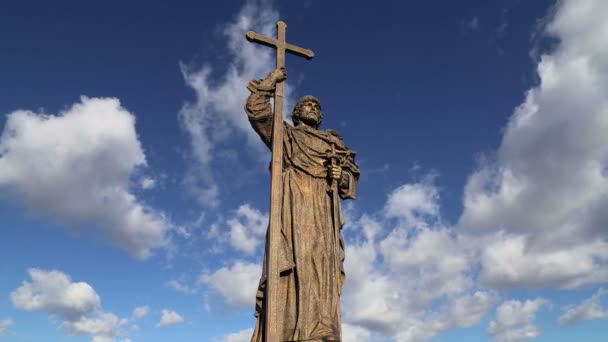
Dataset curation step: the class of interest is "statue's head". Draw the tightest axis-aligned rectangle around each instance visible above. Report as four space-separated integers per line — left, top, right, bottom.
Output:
292 95 323 129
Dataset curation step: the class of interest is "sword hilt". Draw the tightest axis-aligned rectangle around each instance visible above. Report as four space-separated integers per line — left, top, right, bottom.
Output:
328 143 340 193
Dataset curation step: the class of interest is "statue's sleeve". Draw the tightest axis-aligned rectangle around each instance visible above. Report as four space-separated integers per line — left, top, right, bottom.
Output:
338 151 360 200
245 79 275 149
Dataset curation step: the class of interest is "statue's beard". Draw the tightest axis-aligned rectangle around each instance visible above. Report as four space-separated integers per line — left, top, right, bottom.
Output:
296 110 321 127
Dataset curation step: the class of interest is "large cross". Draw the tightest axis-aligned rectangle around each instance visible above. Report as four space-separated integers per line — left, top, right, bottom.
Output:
246 21 314 342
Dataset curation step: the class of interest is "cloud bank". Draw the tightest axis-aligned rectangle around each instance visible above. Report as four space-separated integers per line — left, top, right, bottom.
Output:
459 0 608 289
0 96 171 259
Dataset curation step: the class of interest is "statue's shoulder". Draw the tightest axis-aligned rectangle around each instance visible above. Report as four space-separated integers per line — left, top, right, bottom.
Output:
325 129 344 142
325 129 352 150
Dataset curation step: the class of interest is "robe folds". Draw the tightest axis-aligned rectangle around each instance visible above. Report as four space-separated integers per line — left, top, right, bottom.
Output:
245 80 360 342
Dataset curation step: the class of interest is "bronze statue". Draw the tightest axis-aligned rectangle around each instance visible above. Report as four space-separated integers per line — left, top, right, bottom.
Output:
245 21 359 342
245 66 359 341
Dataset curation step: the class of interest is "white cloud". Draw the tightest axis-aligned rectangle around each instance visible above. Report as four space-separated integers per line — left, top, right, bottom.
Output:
558 288 608 325
226 204 268 254
10 268 128 342
199 261 261 308
166 279 198 295
178 1 296 207
217 327 254 342
0 96 171 259
440 291 497 328
459 0 608 289
64 312 127 340
156 309 184 328
341 182 493 341
139 177 156 190
131 306 149 320
201 203 268 255
480 234 608 289
359 214 382 241
342 323 372 341
0 319 14 337
342 241 401 334
384 182 440 228
380 226 469 277
11 268 101 320
488 298 549 342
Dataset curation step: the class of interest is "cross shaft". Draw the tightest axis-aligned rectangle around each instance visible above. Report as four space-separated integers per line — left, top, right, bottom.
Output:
246 21 314 342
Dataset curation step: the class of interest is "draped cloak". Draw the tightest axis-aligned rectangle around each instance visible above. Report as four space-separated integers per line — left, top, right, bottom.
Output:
245 80 360 342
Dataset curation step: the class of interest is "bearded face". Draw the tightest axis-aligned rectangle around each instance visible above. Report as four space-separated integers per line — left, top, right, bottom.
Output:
293 97 322 128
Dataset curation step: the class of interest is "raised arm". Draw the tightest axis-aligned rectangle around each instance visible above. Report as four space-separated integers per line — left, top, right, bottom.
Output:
244 68 287 148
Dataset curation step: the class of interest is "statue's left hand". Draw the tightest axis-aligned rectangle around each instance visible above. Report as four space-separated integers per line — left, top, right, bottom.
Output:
329 165 342 180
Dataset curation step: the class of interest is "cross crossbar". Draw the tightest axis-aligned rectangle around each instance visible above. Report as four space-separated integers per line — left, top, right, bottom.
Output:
246 31 315 59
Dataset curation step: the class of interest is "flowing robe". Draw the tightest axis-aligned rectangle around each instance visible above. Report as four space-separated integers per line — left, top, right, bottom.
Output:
245 80 359 342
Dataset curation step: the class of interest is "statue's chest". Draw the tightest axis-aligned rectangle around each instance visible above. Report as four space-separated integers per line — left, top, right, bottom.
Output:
294 132 330 155
308 135 331 152
287 129 342 177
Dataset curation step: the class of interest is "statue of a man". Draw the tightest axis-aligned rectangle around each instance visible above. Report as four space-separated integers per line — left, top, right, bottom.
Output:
245 67 360 341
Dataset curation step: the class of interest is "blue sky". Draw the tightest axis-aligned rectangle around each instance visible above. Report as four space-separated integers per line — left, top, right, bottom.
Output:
1 0 607 341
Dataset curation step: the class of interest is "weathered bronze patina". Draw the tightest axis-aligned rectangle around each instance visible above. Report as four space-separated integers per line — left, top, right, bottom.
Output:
245 21 359 342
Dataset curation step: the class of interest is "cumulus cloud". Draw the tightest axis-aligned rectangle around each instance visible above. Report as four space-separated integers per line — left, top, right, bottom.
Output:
341 181 495 341
200 203 268 256
226 204 268 254
384 181 440 228
10 268 128 342
11 268 101 320
131 306 149 320
488 298 549 342
139 177 156 190
63 312 127 340
216 327 254 342
558 288 608 325
480 235 608 289
166 279 198 295
459 0 608 289
199 261 261 308
0 319 14 337
440 291 497 328
0 96 171 259
156 309 184 328
342 323 373 341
